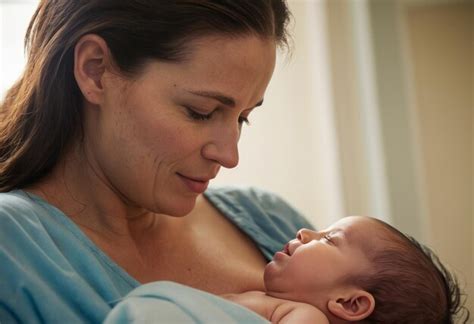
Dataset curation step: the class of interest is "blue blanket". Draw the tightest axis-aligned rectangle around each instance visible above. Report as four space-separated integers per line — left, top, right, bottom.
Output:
104 281 267 323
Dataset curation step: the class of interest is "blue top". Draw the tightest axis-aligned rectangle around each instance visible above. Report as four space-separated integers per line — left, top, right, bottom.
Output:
0 186 313 323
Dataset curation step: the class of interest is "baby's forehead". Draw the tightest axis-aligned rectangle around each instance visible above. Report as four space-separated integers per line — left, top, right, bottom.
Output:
329 216 382 235
330 216 392 250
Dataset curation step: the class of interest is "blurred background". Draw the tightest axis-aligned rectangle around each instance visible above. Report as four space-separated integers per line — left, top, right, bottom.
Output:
1 0 472 317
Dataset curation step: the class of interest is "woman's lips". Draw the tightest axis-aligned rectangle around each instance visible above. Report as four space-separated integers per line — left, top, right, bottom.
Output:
178 174 210 193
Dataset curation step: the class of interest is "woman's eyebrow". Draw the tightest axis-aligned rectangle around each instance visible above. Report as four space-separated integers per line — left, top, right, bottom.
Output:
187 90 264 108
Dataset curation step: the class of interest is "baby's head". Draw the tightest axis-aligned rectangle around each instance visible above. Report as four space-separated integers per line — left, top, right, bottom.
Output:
264 216 469 323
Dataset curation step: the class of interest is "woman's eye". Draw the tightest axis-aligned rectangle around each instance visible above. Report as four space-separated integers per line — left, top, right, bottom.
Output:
185 105 251 126
185 106 213 121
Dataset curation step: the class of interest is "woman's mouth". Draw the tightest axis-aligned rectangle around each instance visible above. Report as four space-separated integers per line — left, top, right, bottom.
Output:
177 173 210 194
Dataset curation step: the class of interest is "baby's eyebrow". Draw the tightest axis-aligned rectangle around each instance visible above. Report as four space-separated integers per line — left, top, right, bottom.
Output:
329 229 347 245
340 229 353 245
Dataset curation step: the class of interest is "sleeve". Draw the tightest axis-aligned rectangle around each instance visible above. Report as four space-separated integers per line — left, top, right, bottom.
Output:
104 281 269 324
0 194 111 323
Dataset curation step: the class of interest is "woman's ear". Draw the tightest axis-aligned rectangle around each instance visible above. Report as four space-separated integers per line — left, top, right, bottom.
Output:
327 289 375 321
74 34 110 105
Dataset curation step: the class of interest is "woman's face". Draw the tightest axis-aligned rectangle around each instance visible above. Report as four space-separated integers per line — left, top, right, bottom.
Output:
87 35 276 216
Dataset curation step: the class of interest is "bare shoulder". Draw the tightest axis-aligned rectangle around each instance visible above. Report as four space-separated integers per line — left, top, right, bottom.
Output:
223 292 329 324
223 291 279 320
270 298 329 324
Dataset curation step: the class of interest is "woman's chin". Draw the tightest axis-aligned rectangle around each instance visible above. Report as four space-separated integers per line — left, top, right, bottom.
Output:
153 195 198 217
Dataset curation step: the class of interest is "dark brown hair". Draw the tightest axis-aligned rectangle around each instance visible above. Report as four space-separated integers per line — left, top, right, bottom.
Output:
0 0 291 192
356 219 470 324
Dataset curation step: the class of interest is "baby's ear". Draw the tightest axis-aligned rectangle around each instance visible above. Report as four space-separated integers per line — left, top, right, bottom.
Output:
327 289 375 321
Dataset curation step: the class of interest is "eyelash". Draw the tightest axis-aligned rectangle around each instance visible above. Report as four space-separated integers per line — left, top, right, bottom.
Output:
323 234 333 244
187 109 212 121
185 107 250 125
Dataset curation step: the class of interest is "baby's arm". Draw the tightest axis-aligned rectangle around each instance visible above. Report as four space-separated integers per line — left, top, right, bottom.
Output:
223 291 329 324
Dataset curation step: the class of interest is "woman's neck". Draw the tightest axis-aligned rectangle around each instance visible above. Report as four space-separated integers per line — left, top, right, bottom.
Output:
24 145 163 239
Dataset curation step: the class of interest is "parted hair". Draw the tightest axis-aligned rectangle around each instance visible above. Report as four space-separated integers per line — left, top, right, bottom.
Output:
357 219 470 324
0 0 291 192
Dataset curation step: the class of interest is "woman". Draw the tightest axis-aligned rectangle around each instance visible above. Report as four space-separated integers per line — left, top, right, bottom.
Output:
0 1 313 322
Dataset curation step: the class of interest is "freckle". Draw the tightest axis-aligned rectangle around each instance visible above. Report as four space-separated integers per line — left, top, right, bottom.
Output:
173 84 177 87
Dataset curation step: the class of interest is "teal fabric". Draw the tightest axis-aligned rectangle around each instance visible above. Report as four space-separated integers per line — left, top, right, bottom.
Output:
0 186 313 323
104 281 269 324
204 186 314 260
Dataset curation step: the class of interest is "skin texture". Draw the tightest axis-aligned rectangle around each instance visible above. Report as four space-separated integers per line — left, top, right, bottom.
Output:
26 34 276 292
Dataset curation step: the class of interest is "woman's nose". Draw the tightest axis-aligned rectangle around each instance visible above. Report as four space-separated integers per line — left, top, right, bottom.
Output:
201 127 240 169
296 228 317 243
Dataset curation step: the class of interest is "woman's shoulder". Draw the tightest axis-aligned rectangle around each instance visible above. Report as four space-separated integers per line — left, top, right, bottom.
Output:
0 190 61 250
0 189 33 204
205 185 298 211
0 190 45 222
0 190 71 251
204 185 311 226
0 190 134 322
204 186 314 259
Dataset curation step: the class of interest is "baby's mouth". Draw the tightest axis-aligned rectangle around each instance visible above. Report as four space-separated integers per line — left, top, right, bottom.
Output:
283 243 291 256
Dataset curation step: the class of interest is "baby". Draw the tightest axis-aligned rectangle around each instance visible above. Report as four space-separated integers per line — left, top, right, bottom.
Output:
224 216 469 323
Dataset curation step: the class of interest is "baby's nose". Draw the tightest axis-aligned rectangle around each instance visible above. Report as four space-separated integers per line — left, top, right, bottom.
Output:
296 228 318 243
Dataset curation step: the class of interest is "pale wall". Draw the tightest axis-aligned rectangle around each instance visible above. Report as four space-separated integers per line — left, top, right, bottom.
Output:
405 1 473 315
213 0 344 229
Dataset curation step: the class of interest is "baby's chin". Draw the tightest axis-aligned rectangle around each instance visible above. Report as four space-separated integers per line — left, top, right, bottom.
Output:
264 284 324 312
262 263 293 299
262 260 278 289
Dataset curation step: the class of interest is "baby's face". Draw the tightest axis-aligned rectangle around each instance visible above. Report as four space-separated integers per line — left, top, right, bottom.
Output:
264 216 381 309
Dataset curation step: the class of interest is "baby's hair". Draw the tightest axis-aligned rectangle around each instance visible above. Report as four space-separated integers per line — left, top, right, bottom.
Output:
407 237 469 324
353 219 470 324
